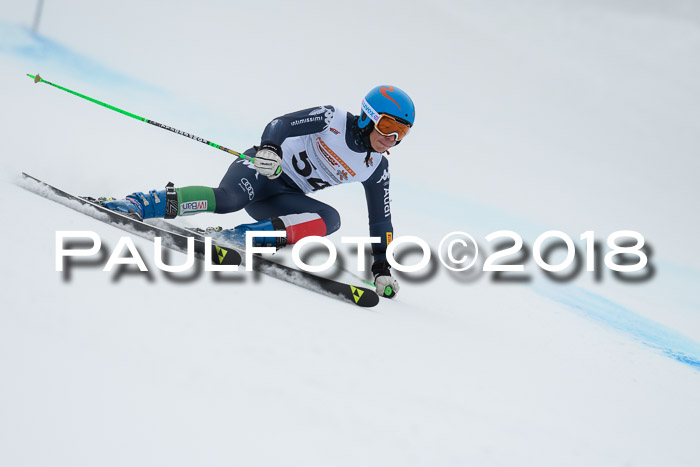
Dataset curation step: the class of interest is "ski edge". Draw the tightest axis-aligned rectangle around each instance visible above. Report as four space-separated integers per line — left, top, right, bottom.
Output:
19 173 379 308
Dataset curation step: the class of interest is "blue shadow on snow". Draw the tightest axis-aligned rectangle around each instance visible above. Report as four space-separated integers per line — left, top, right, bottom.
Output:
0 20 162 93
535 284 700 371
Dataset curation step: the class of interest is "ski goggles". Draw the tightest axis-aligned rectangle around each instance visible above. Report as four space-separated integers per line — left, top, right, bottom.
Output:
361 98 412 141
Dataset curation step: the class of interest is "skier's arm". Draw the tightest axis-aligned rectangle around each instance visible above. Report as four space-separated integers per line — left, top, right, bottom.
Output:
260 105 335 147
254 106 335 179
362 157 399 298
362 157 393 261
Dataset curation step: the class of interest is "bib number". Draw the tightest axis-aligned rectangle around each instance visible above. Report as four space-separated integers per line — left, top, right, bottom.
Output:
292 151 331 191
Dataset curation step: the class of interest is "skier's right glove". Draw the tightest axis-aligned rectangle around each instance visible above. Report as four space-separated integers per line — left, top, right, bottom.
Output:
254 143 283 179
372 260 399 299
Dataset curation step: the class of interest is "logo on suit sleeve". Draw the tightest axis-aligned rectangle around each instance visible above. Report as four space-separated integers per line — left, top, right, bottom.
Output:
376 169 390 184
239 178 255 200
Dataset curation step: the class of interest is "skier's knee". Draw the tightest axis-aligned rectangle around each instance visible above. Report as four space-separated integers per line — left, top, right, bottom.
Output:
277 212 334 243
321 208 341 235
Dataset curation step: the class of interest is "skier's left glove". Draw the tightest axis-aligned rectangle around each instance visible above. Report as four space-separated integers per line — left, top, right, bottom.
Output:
372 260 399 299
254 143 283 179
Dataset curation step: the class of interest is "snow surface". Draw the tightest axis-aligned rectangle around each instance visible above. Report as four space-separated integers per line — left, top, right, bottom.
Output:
1 1 700 466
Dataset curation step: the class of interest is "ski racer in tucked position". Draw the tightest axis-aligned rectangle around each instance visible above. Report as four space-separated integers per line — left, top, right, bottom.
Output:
102 85 415 298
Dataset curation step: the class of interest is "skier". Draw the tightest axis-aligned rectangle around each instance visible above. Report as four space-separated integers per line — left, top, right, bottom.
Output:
101 85 415 298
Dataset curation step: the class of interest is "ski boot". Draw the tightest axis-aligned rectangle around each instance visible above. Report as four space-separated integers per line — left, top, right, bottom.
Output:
99 184 217 220
95 184 177 221
212 218 288 249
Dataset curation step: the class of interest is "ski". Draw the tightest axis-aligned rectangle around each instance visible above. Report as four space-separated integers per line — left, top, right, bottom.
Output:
20 172 241 266
145 219 380 308
20 173 379 308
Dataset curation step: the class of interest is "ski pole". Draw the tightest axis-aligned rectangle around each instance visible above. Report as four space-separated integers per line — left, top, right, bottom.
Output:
27 73 253 162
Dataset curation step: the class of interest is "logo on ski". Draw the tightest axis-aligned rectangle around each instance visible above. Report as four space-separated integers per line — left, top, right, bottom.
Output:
215 246 228 264
350 286 364 304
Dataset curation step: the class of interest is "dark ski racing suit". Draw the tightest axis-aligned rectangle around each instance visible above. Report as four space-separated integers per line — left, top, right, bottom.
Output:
214 105 394 262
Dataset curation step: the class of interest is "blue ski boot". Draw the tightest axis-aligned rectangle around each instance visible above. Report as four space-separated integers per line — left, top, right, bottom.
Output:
100 184 179 221
217 218 288 248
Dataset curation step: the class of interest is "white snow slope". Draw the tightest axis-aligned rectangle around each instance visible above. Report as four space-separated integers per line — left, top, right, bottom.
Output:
1 1 700 466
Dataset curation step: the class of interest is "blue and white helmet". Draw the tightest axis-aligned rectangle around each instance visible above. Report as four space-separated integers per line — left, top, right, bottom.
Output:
358 85 415 130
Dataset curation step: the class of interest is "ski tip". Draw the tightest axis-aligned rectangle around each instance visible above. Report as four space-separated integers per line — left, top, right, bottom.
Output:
28 73 41 83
